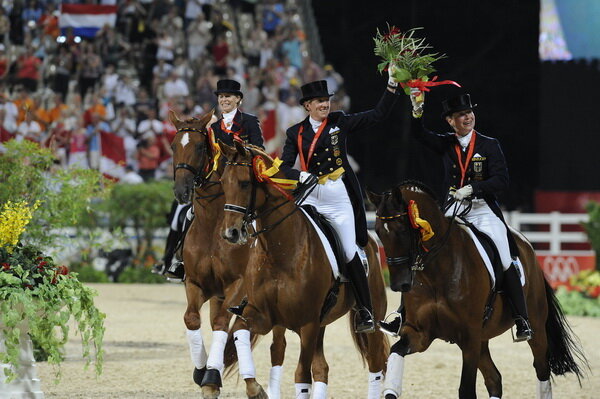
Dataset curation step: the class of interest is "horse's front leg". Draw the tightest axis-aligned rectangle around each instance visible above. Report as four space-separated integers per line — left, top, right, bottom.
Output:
183 281 210 394
267 326 287 399
229 316 268 399
295 321 320 399
478 340 502 399
199 297 229 399
383 324 434 399
457 334 483 399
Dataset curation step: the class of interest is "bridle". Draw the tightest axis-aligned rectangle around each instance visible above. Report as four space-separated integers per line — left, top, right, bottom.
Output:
173 126 213 188
376 192 465 273
223 147 298 237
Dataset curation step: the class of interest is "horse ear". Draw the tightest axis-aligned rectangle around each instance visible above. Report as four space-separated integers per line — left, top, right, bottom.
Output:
199 110 215 130
218 139 236 158
366 189 383 207
234 139 248 157
168 110 181 127
391 186 404 208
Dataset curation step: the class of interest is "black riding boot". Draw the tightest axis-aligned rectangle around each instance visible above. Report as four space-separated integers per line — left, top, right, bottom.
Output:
503 263 533 342
379 302 404 337
153 228 180 275
346 254 375 333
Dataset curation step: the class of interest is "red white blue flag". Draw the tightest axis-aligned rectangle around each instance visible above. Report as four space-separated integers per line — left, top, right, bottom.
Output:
59 4 117 38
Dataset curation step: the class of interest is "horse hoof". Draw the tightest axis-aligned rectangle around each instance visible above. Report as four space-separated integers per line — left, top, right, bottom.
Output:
201 386 220 399
193 367 206 386
248 386 268 399
201 368 223 388
246 380 268 399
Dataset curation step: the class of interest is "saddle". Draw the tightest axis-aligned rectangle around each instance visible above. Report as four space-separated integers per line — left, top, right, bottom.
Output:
301 205 347 322
462 222 504 288
301 205 347 276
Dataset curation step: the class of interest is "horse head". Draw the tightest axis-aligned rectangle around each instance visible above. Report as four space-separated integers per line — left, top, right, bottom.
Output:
219 140 293 245
169 110 216 204
368 181 443 292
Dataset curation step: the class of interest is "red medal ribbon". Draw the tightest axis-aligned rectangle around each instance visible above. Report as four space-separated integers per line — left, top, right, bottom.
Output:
400 76 461 92
297 118 328 171
221 117 242 143
454 131 477 188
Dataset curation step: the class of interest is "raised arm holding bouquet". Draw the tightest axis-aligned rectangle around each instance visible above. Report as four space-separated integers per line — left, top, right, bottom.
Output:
374 26 461 117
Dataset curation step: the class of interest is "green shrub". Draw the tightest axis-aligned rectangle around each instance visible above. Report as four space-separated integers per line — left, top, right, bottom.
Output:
118 265 166 284
555 286 600 317
582 201 600 270
68 262 110 283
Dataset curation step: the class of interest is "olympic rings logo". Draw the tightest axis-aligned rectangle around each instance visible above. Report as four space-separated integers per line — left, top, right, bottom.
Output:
541 256 580 283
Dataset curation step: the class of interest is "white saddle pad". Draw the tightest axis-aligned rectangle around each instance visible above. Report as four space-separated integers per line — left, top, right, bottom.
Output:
458 223 525 289
299 207 348 282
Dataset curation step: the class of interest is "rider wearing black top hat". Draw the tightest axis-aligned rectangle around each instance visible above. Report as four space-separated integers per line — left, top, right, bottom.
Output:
279 75 399 333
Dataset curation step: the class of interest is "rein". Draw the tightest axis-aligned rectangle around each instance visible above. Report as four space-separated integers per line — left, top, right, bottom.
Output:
224 150 300 237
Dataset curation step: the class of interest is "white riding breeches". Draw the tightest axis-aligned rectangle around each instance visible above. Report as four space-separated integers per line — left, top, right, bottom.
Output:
301 178 357 263
446 199 512 270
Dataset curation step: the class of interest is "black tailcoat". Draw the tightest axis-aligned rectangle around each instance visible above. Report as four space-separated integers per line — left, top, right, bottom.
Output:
411 117 509 219
211 109 264 148
281 90 398 247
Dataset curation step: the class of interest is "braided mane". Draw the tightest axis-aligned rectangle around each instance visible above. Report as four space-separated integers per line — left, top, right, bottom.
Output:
397 179 438 201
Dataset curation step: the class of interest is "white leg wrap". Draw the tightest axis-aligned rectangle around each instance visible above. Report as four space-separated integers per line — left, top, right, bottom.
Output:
206 330 228 375
186 329 207 369
537 379 552 399
383 353 405 398
312 381 327 399
368 371 384 399
490 397 501 399
294 382 311 399
266 365 283 399
233 329 256 379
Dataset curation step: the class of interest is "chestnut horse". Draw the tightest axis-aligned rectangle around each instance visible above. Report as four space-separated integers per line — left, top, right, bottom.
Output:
219 141 389 399
368 181 587 399
170 111 285 399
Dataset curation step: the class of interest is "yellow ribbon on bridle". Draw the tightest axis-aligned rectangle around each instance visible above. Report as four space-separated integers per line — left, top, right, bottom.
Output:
259 157 298 188
408 200 434 242
207 127 221 174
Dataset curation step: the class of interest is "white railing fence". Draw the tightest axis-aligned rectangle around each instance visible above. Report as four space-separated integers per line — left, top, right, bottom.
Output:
366 211 592 255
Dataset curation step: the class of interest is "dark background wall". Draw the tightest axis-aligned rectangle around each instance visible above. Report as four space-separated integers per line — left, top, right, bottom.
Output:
311 0 542 210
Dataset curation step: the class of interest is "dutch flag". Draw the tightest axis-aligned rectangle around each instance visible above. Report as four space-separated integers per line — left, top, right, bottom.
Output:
59 4 117 38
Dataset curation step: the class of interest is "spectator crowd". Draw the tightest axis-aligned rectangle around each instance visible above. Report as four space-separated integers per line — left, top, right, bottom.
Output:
0 0 349 182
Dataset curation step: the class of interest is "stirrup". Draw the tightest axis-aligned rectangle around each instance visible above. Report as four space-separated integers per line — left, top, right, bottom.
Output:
512 317 533 342
227 297 248 321
354 308 375 334
151 263 166 275
379 311 402 337
165 260 185 282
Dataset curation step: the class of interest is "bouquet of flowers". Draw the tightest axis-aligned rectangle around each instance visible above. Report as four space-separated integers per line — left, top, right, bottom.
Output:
374 25 461 115
0 200 105 382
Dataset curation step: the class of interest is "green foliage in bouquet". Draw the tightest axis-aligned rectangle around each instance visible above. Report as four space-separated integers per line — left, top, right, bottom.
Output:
582 201 600 270
0 201 105 382
0 140 108 249
374 26 446 94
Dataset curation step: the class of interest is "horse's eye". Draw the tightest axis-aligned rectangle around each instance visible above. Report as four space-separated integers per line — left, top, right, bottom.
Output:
240 181 250 189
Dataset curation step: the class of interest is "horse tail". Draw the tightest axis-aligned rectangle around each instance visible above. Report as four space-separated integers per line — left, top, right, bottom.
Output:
543 277 589 382
222 330 261 378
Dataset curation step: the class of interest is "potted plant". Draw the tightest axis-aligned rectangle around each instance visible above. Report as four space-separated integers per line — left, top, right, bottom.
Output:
0 199 105 391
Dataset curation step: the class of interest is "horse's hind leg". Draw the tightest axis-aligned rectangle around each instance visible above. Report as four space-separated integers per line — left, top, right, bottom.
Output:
295 321 320 399
528 326 552 398
267 326 287 399
310 327 329 399
478 340 502 398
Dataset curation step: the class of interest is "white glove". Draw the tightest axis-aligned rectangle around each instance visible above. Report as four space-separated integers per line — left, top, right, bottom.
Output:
453 185 473 201
410 87 424 118
299 171 315 184
387 62 399 88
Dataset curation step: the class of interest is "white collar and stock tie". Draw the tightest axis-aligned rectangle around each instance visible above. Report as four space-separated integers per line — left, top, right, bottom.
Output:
457 130 474 150
223 109 238 129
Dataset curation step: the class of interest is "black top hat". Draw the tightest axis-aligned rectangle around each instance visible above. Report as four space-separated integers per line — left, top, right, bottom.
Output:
299 80 333 104
214 79 243 98
441 93 477 118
